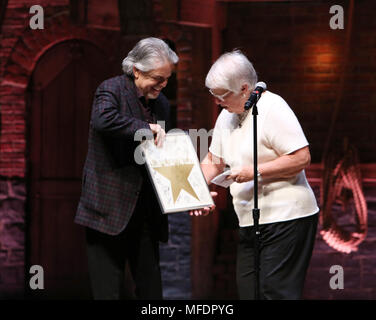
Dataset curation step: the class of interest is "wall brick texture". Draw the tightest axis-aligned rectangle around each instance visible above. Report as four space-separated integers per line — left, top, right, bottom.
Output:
0 0 194 299
224 0 376 164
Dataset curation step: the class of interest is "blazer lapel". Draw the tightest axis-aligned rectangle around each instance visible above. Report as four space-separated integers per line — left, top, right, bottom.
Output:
122 75 144 120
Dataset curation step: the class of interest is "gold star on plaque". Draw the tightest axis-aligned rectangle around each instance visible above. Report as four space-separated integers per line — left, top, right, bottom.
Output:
154 164 200 203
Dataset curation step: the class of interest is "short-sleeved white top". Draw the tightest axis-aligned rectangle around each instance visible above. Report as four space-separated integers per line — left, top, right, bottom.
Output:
209 91 319 226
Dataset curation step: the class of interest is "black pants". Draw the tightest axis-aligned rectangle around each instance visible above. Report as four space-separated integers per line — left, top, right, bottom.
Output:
236 213 318 300
86 197 163 300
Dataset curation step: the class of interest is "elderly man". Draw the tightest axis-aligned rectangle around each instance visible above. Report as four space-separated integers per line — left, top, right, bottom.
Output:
75 37 178 300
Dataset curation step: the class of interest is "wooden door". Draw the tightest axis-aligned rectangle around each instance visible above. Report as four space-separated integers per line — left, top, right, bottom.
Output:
27 40 111 299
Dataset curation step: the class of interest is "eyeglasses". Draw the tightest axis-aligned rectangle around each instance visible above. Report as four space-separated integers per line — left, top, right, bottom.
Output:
141 71 170 84
209 89 231 102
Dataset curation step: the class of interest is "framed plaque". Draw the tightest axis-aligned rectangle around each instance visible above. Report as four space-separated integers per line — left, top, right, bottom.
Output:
139 131 214 214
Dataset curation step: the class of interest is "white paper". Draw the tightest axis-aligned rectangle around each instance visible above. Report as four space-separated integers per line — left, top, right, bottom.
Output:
211 169 234 188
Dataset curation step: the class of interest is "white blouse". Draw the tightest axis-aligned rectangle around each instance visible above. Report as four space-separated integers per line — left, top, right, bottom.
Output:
209 91 319 226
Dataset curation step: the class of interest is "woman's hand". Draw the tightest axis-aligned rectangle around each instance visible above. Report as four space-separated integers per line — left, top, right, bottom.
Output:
189 191 218 216
226 165 254 183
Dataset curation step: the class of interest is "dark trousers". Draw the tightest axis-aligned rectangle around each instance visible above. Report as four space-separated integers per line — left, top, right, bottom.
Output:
85 197 163 300
236 213 318 300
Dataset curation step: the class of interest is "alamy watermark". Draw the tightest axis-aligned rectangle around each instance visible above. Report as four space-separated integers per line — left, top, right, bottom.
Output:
29 4 344 31
133 121 221 165
329 265 344 290
29 5 44 29
329 5 344 30
29 265 44 290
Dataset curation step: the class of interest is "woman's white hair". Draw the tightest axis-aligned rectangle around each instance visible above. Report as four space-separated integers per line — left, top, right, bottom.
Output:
122 37 179 75
205 50 258 93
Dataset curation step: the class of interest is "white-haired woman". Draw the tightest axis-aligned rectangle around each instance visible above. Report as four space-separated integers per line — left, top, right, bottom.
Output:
192 50 319 299
76 37 178 299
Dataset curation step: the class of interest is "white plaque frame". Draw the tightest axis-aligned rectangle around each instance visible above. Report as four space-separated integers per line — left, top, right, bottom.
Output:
140 131 214 214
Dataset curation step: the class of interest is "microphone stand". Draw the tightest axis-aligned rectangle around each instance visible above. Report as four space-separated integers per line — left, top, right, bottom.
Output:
245 94 262 300
252 101 260 300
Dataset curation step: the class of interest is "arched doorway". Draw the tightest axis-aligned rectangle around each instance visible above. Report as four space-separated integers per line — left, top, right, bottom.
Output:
26 39 112 299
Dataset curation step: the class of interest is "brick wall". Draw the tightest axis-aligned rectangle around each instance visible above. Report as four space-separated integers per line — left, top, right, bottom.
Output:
224 0 376 163
0 0 71 299
0 178 25 298
1 0 122 178
0 0 194 299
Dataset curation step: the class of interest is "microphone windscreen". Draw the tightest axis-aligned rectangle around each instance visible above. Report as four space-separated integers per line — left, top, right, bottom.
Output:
255 82 267 90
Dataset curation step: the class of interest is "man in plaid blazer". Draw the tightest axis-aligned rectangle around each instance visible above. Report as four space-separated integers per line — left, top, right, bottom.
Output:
75 38 179 299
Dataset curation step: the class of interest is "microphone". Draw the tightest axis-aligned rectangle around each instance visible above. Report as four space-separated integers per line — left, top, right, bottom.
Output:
244 82 267 110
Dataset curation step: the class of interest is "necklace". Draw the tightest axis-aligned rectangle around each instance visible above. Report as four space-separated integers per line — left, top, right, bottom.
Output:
237 109 250 128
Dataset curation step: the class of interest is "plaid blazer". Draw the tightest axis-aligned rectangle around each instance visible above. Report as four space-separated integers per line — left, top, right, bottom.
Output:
75 74 170 238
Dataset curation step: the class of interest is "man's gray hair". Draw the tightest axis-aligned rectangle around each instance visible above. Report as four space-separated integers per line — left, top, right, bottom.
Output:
205 50 258 93
122 37 179 75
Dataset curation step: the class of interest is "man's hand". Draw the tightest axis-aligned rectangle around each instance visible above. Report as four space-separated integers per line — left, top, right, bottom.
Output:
189 191 218 217
149 123 166 148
